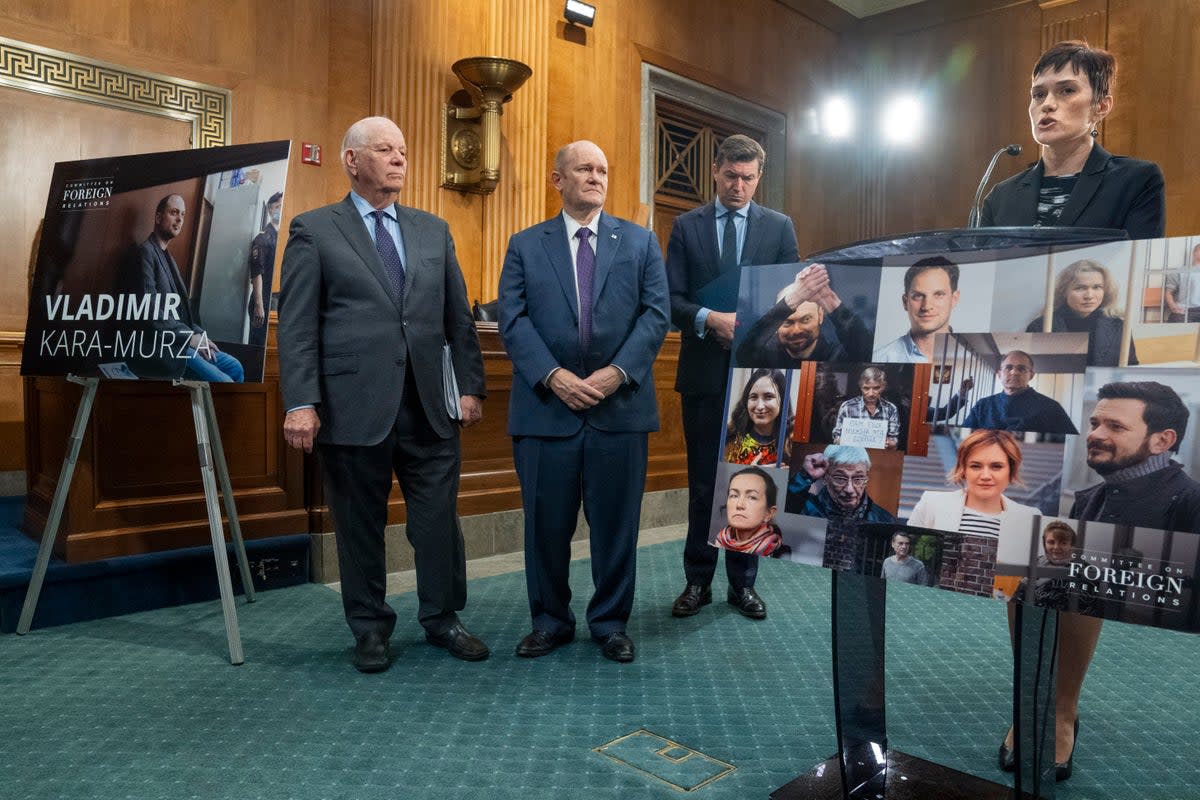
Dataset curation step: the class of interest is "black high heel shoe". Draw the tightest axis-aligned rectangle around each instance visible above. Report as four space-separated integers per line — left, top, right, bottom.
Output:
998 738 1015 772
1055 718 1080 782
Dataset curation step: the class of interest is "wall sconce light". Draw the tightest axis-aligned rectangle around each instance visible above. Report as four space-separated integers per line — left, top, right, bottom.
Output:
564 0 596 26
441 56 532 194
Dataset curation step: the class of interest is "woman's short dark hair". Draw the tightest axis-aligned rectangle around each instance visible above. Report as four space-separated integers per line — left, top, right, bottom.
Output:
729 466 777 509
1034 40 1116 99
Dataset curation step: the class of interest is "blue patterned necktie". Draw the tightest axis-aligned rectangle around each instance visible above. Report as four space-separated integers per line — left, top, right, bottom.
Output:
372 210 406 302
576 228 595 351
720 211 738 272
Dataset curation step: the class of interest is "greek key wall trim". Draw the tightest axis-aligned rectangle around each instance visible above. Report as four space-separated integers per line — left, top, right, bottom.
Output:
0 36 229 148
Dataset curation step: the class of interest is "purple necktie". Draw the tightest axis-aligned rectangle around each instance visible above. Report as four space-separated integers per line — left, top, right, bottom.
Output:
372 210 406 303
576 228 595 351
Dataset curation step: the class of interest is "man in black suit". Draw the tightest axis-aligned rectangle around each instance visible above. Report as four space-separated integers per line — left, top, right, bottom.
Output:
666 134 799 620
121 194 245 382
278 116 488 672
498 140 669 664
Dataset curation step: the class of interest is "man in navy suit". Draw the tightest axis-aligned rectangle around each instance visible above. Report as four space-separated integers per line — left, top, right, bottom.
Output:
498 140 669 663
666 135 799 620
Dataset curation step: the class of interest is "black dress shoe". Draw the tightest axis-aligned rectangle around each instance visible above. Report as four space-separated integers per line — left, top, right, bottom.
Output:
727 586 767 619
515 629 573 658
595 631 635 663
671 584 712 617
426 623 490 661
1055 718 1079 782
998 740 1015 772
352 631 391 673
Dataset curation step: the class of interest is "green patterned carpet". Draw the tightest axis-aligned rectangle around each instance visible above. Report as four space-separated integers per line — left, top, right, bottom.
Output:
2 541 1196 799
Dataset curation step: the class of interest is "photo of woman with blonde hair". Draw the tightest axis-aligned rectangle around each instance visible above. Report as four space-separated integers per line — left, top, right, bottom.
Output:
1026 258 1136 366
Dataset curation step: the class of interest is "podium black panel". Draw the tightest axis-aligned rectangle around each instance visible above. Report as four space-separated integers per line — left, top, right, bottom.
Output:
775 572 1058 799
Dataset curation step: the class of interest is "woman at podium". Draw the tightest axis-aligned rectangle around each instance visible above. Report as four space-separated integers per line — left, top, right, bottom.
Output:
980 41 1165 240
984 40 1165 781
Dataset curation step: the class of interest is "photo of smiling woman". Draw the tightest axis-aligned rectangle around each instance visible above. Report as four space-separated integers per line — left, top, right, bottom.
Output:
907 429 1039 598
723 368 792 466
711 466 789 558
1026 258 1136 367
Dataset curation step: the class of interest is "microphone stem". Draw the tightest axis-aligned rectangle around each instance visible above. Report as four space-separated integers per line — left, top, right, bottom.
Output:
968 146 1011 228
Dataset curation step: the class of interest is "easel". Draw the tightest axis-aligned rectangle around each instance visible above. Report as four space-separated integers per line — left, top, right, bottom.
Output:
16 375 255 665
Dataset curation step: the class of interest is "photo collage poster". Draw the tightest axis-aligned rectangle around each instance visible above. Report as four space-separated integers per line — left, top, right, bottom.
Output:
22 141 291 383
709 236 1200 633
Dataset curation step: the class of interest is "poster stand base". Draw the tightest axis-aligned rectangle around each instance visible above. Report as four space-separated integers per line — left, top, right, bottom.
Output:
16 376 254 665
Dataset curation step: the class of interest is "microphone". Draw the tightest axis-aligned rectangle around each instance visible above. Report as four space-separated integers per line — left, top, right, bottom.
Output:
967 144 1022 228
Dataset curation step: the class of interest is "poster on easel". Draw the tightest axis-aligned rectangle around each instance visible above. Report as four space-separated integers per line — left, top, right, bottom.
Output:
711 235 1200 633
21 140 291 383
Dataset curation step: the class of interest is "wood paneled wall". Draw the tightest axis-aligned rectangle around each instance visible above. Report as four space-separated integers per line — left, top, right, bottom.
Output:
3 0 373 558
7 0 1200 559
0 0 373 478
4 0 854 560
854 0 1200 238
368 0 852 303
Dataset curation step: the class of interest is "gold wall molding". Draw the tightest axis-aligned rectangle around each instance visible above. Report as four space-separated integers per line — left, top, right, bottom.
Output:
0 35 229 148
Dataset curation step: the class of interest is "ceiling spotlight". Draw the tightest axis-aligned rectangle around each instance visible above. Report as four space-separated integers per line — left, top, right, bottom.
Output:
821 96 855 140
564 0 596 26
881 95 924 146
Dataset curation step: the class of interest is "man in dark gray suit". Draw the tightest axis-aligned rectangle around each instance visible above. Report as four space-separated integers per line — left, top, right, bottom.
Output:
666 135 799 620
278 116 488 672
498 140 669 664
121 194 245 382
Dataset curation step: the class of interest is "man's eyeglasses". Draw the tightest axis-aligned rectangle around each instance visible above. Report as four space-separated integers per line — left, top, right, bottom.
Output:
827 472 868 489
